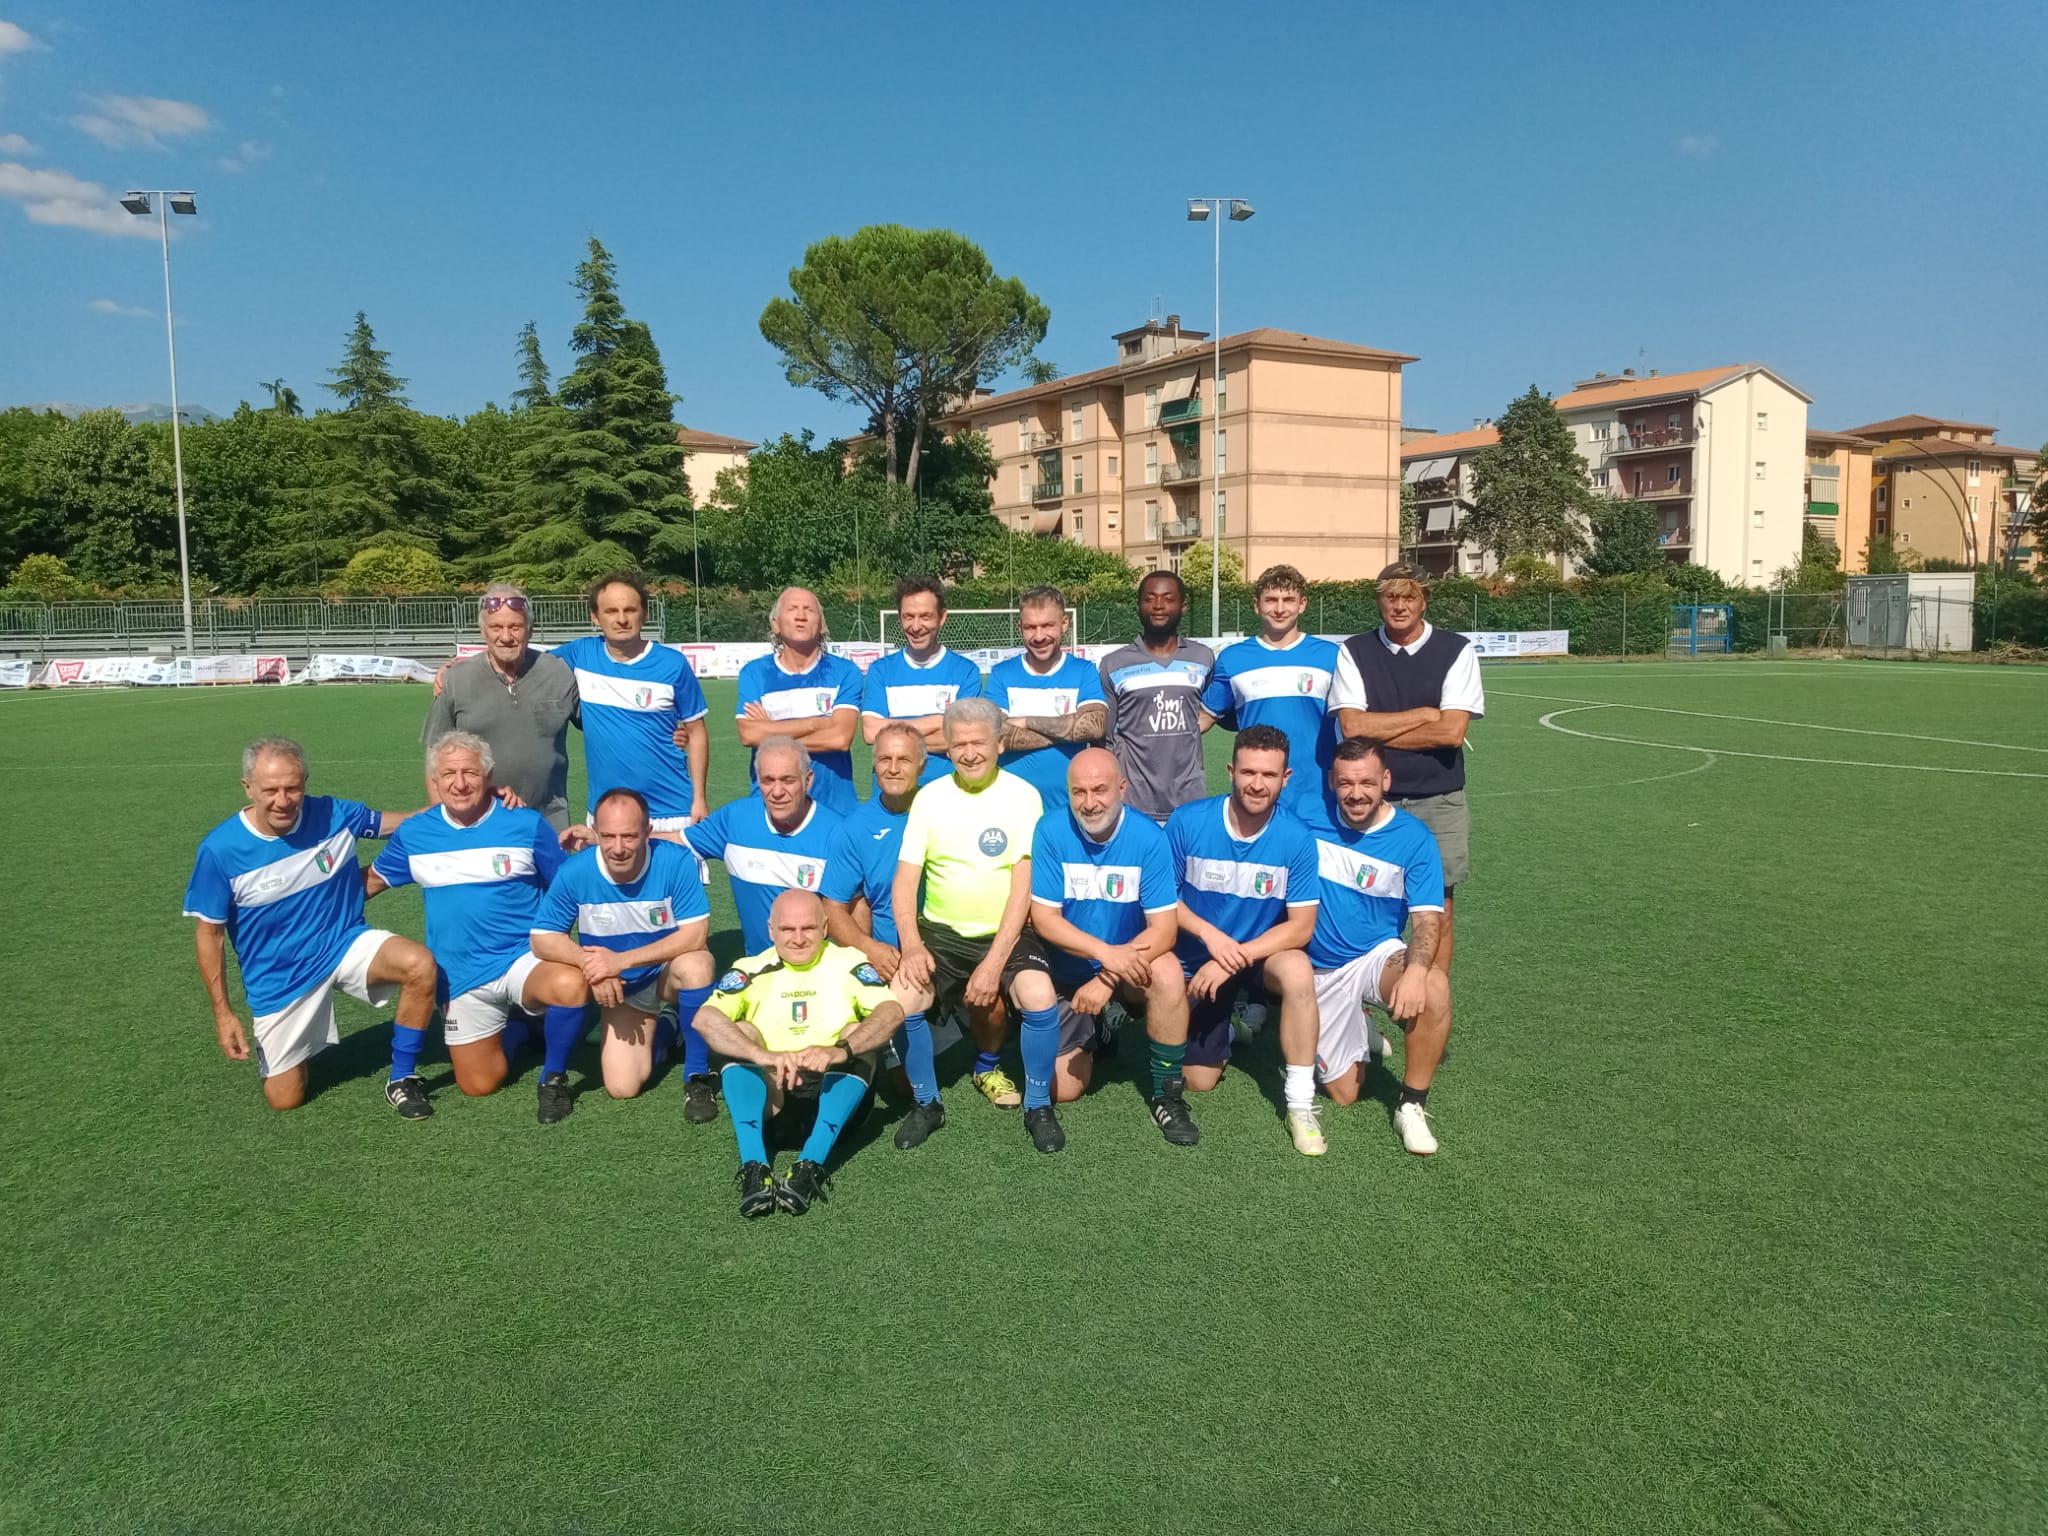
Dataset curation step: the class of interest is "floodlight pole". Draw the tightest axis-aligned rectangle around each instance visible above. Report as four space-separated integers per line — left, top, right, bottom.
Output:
1187 196 1252 643
127 190 199 655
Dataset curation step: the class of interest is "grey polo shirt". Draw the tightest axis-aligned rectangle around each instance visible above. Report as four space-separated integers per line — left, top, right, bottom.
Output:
421 649 579 817
1098 636 1216 823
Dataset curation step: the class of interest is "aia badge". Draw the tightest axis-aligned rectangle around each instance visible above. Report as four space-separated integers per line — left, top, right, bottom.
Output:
796 862 819 890
1354 865 1378 890
978 827 1009 857
1252 871 1276 897
646 903 671 926
1103 872 1126 899
314 849 336 875
853 963 883 986
716 969 750 994
491 852 513 877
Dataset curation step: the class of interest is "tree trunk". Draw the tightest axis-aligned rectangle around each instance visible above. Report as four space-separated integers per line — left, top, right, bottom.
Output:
904 395 930 496
880 406 899 486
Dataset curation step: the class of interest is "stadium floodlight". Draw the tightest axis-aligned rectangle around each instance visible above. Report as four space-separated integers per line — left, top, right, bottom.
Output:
121 189 203 655
1186 199 1210 221
1228 199 1255 221
1185 197 1256 644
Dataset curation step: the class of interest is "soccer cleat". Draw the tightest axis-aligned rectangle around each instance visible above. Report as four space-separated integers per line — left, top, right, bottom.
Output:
536 1071 573 1125
1230 999 1268 1044
1149 1074 1200 1146
1286 1105 1327 1156
1023 1104 1066 1154
973 1068 1023 1108
682 1072 720 1124
777 1159 829 1215
385 1074 432 1120
1368 1024 1394 1069
1394 1100 1438 1156
893 1099 946 1150
736 1161 778 1219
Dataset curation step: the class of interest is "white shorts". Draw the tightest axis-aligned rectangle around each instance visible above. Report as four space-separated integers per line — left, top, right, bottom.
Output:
251 929 398 1078
444 951 546 1046
1313 936 1408 1083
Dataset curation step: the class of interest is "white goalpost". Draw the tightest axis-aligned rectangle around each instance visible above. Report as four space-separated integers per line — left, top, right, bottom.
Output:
876 607 1079 651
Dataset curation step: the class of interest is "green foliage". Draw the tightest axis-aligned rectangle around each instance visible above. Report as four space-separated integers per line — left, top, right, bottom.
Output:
512 322 553 412
1773 520 1846 591
1021 358 1064 385
324 312 409 411
34 409 177 589
333 545 449 593
1466 387 1595 561
0 406 69 567
1584 499 1665 576
8 552 82 599
696 431 869 592
1499 551 1565 588
760 225 1048 488
1398 481 1418 550
1178 538 1246 593
1864 536 1905 574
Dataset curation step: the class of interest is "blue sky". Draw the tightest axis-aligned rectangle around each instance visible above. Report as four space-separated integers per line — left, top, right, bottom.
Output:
2 0 2043 448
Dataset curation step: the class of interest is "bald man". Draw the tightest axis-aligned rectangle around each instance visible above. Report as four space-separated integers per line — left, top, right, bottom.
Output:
691 890 905 1217
1027 748 1198 1144
735 586 866 815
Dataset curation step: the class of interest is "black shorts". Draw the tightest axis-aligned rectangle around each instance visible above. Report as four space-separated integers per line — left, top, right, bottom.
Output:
1185 968 1269 1068
921 920 1052 1001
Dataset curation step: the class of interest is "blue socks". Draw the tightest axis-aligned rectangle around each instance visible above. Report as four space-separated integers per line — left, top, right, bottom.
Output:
899 1011 940 1106
974 1049 1002 1077
652 1012 678 1071
801 1070 870 1164
722 1063 770 1164
391 1023 426 1081
500 1011 532 1064
675 985 714 1078
1020 1005 1060 1109
542 1004 588 1078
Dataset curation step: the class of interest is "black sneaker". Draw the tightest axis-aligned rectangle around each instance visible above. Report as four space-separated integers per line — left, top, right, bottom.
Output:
893 1099 946 1150
385 1074 432 1120
1023 1104 1066 1154
778 1159 829 1215
1149 1074 1200 1146
683 1073 720 1124
737 1161 777 1219
536 1071 573 1125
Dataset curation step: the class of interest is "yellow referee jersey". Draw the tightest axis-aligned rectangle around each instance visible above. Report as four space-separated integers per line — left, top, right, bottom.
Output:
702 942 894 1052
897 769 1043 938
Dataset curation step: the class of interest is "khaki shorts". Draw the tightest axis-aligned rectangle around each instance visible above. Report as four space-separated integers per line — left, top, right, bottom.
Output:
1395 790 1469 890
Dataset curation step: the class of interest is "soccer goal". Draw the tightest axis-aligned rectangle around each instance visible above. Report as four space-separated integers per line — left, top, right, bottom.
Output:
877 607 1078 651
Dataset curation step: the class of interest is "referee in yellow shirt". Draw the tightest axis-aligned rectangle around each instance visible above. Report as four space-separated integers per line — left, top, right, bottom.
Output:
692 889 905 1217
891 696 1069 1153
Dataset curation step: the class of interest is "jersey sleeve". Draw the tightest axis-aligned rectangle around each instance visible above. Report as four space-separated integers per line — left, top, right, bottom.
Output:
337 798 385 840
531 863 581 935
954 658 984 700
702 962 756 1022
1285 823 1321 908
832 659 863 712
844 953 894 1019
1139 826 1178 913
1164 806 1192 884
860 659 890 718
1074 661 1106 705
531 818 565 885
1328 645 1368 712
734 660 761 717
897 792 933 871
683 804 726 860
984 666 1011 710
1404 823 1447 912
1029 820 1063 906
672 653 709 723
664 851 712 923
370 823 413 888
1200 652 1234 717
819 824 863 906
182 843 232 923
1441 642 1486 716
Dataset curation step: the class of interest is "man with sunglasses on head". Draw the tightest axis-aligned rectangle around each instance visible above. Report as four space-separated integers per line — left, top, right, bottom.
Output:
422 582 580 831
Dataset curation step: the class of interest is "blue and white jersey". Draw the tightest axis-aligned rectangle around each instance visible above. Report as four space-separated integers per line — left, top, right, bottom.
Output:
1165 794 1320 970
1029 807 1177 989
735 648 865 817
819 794 912 946
1202 633 1341 812
862 646 983 786
183 796 383 1016
371 802 564 998
686 794 844 953
987 651 1106 807
1308 806 1445 970
555 636 709 820
531 840 709 993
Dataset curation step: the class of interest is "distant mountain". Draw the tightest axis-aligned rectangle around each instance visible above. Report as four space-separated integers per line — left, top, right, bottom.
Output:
8 401 220 425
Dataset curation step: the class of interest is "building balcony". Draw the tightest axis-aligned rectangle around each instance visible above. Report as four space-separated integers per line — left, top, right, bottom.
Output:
1155 517 1201 542
1159 398 1201 426
1026 428 1062 450
1160 459 1203 485
1610 426 1697 456
1031 480 1064 504
1659 527 1692 548
1636 482 1694 500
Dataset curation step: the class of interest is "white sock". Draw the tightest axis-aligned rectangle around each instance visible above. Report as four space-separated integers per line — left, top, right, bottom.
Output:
1284 1064 1315 1113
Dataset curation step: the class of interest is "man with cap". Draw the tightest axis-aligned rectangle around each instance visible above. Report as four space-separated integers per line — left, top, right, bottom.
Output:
1329 561 1485 974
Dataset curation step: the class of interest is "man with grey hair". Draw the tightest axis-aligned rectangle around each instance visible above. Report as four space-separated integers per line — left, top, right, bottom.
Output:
423 583 579 831
363 732 593 1120
687 734 846 954
735 585 864 815
184 736 442 1118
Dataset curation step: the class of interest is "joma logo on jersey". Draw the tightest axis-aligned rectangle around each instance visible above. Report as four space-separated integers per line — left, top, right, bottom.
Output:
796 863 818 889
491 853 512 877
1252 872 1276 897
314 851 336 874
1103 873 1126 899
978 827 1008 857
647 904 670 925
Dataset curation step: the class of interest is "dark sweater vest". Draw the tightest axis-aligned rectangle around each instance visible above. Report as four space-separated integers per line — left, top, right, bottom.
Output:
1341 627 1471 799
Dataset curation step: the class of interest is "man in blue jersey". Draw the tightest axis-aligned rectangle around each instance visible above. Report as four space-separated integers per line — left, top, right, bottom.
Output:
862 574 983 787
555 570 711 836
365 732 591 1117
987 584 1106 811
532 788 717 1106
184 736 440 1118
1310 738 1453 1156
735 586 864 816
1200 565 1340 820
1028 747 1197 1145
686 737 844 954
1166 725 1326 1155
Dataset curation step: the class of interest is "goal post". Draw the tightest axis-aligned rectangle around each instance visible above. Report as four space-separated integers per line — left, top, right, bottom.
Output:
876 607 1079 652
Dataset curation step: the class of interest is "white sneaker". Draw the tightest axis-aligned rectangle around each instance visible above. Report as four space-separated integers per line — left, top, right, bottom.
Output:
1394 1100 1438 1156
1286 1106 1327 1156
1367 1026 1394 1067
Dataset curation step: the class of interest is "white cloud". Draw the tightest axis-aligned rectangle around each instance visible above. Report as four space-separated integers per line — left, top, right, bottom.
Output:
71 93 212 149
217 137 269 173
0 20 41 59
0 161 162 237
1677 133 1719 159
89 297 152 318
0 132 33 154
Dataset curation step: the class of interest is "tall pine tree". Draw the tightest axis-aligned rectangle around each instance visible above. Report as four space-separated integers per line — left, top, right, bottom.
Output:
312 312 453 571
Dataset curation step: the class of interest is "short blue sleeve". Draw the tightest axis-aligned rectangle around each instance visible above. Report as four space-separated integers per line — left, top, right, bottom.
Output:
1405 822 1446 910
985 667 1012 710
532 819 565 885
532 863 581 934
337 798 384 840
1139 826 1177 912
371 823 413 887
663 850 712 922
860 660 889 716
182 844 232 922
833 660 863 709
735 659 762 715
953 656 985 699
683 804 727 860
1029 819 1064 904
1285 821 1320 906
1075 661 1106 705
1199 653 1234 717
672 654 709 722
820 823 863 905
1165 805 1193 878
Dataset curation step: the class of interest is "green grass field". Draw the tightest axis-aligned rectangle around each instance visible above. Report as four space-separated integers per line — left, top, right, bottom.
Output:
3 658 2044 1534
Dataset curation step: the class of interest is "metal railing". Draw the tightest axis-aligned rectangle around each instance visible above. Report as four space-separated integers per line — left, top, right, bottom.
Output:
1161 459 1203 484
1611 426 1697 454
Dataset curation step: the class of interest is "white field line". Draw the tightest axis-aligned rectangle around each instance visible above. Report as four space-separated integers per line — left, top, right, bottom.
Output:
1473 744 1719 798
1494 690 2048 754
1537 705 2048 780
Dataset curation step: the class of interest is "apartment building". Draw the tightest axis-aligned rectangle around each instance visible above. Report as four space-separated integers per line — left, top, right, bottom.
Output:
675 427 757 498
1400 425 1498 577
1804 430 1875 572
947 317 1415 580
1843 414 2040 568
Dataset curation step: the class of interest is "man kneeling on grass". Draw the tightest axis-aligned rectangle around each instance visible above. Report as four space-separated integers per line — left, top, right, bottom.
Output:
692 890 905 1218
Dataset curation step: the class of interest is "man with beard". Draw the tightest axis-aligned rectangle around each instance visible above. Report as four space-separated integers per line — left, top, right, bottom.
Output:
1097 571 1216 824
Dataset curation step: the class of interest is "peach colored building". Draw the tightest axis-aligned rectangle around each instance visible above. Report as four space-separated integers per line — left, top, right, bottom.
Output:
1844 414 2040 569
947 317 1415 579
1399 425 1499 577
1804 429 1875 572
675 427 757 500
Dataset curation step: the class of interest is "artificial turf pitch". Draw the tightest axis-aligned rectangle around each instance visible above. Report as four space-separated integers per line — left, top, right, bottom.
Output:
2 657 2043 1534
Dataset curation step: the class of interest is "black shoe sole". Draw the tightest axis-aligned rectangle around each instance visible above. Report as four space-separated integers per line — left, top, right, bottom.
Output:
1152 1112 1200 1147
1024 1111 1065 1154
537 1099 572 1125
893 1109 944 1150
740 1197 777 1219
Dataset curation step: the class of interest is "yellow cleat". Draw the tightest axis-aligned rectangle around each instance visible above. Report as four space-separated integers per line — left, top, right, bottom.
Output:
1286 1106 1327 1156
973 1068 1023 1108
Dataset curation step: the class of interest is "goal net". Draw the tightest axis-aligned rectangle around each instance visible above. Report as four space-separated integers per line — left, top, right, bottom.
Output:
876 607 1078 652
